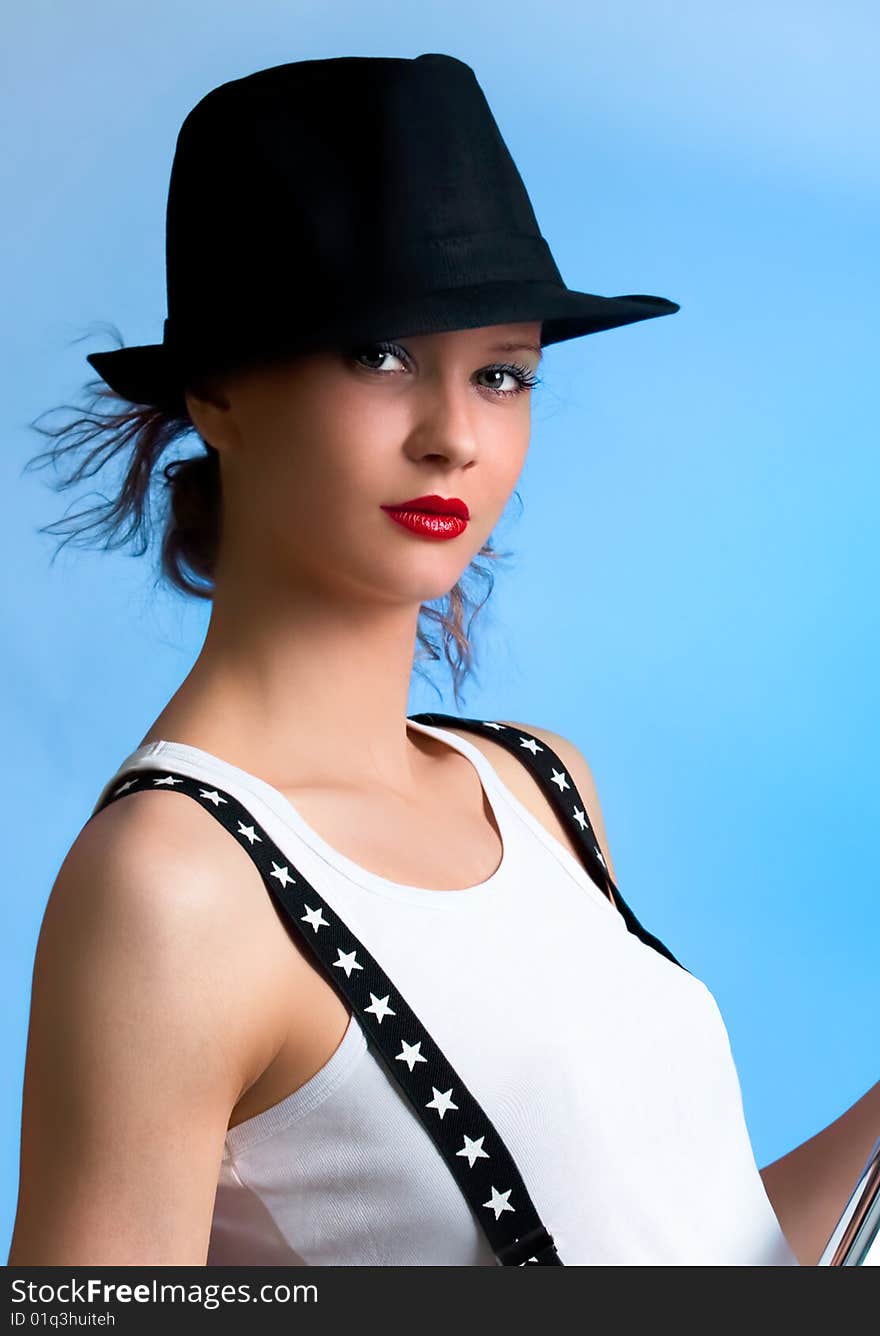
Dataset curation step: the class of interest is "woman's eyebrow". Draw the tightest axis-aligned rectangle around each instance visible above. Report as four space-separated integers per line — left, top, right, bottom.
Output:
489 341 543 361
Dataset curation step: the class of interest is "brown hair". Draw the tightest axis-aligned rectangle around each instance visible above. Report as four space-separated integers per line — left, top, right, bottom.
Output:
24 329 520 708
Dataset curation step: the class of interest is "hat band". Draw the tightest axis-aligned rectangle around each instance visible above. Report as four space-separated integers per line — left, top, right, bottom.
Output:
164 229 563 346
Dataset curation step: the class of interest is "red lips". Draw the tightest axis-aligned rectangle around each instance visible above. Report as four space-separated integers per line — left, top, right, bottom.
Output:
382 494 470 520
380 494 470 542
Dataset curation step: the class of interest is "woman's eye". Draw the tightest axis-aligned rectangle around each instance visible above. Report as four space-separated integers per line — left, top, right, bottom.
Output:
353 345 406 373
477 367 521 394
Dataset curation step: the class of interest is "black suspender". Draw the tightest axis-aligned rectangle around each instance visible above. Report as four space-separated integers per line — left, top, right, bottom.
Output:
89 715 682 1266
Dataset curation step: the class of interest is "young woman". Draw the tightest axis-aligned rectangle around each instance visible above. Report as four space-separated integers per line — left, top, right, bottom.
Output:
8 53 878 1268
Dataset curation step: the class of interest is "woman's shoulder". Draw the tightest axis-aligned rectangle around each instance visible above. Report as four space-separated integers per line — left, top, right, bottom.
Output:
73 783 273 929
44 790 293 1093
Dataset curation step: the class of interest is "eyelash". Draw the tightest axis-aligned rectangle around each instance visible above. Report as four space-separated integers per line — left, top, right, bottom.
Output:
351 340 542 398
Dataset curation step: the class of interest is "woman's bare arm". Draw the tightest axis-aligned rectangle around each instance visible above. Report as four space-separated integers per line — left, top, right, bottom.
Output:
7 792 284 1265
760 1079 880 1265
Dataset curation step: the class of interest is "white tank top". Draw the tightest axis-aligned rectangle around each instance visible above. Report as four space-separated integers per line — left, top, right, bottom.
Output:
91 718 798 1266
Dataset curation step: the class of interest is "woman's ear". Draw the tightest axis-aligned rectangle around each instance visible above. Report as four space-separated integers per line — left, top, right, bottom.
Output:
184 373 233 452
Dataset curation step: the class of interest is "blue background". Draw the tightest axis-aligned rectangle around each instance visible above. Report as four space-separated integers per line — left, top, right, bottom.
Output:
3 2 878 1255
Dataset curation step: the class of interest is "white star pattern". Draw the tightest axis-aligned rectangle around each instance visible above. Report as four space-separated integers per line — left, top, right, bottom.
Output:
549 768 570 793
365 993 396 1023
113 779 138 795
237 822 262 845
425 1087 459 1119
481 722 507 730
572 806 587 831
199 788 227 807
594 847 606 867
396 1039 428 1072
456 1133 490 1168
153 775 184 787
519 737 542 755
332 947 363 978
270 862 295 888
483 1186 515 1219
301 903 330 933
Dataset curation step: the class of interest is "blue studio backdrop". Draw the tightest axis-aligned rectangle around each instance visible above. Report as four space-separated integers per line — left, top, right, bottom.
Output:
2 1 878 1257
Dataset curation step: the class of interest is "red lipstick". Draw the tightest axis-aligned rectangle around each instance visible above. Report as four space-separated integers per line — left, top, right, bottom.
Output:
380 494 470 542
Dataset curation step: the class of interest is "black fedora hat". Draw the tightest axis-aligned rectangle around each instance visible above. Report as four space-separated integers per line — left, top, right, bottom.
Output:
87 53 679 416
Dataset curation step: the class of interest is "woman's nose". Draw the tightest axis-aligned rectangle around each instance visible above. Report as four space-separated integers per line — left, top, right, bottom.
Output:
405 377 482 466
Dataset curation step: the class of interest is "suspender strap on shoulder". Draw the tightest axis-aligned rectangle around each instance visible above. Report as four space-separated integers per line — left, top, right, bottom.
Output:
410 713 685 972
90 766 564 1266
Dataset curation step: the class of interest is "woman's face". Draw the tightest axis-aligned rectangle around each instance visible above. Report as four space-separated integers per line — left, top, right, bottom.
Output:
187 320 542 608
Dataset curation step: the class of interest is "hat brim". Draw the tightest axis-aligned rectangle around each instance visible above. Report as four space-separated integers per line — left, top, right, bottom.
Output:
86 282 679 413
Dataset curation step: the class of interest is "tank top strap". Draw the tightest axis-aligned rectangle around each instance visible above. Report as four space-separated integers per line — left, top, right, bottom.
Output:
409 713 685 972
88 763 563 1267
